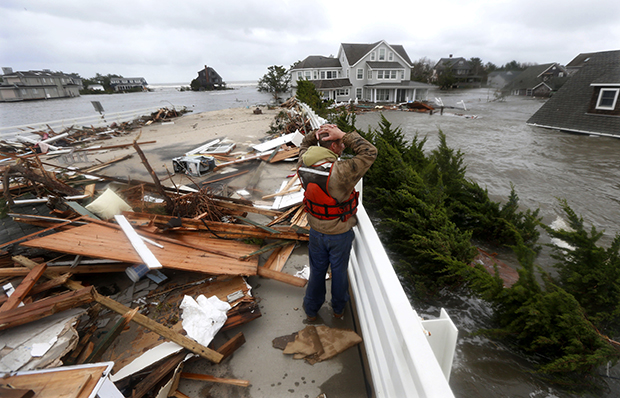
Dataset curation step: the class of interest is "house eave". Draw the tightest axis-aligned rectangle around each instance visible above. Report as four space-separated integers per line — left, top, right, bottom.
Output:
527 122 620 138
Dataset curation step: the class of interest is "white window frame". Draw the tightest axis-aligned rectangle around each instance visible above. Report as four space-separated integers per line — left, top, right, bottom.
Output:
357 68 363 80
379 48 386 61
368 69 372 80
313 71 318 79
388 52 394 61
596 88 619 110
356 87 363 99
304 71 311 80
370 52 376 61
377 89 390 101
336 88 349 96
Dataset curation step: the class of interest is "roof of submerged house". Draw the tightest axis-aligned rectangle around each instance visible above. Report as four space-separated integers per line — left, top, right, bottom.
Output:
527 50 620 137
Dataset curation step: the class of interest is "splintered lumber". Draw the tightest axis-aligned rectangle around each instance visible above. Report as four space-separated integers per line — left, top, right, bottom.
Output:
263 243 296 272
28 272 72 296
0 364 111 398
180 372 250 388
0 264 128 277
0 286 95 331
257 267 307 287
211 199 282 218
133 140 174 210
216 332 246 360
20 223 258 276
124 212 309 241
131 351 188 398
0 262 47 312
85 307 139 363
93 291 223 363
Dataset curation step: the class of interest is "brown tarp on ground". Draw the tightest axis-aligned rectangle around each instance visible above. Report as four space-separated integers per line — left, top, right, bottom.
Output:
278 325 362 365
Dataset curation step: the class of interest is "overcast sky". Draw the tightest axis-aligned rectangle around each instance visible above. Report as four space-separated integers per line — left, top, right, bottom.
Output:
2 0 619 84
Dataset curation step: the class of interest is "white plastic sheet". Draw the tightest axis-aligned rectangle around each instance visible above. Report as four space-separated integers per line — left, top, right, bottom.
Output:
180 295 231 347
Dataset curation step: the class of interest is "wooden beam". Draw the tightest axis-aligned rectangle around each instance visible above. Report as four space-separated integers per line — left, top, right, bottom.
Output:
0 264 128 277
0 262 47 312
12 255 223 363
85 307 139 363
257 266 307 288
0 286 95 331
216 331 246 360
180 372 250 388
93 291 224 364
131 350 187 398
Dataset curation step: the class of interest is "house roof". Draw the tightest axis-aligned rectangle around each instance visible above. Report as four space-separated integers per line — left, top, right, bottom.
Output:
434 57 469 70
366 80 435 89
527 50 620 136
366 62 405 69
291 56 341 70
341 42 413 66
566 52 596 69
505 63 566 91
309 78 352 89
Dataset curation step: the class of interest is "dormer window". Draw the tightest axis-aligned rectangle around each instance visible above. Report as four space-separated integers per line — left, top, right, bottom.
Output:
596 88 619 110
379 48 386 61
370 52 376 61
388 52 393 61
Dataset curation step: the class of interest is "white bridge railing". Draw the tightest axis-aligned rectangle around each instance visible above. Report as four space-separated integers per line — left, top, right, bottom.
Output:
350 203 457 398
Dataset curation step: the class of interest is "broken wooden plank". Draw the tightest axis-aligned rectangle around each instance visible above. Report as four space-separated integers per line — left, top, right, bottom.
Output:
28 272 72 296
20 223 258 276
180 372 250 388
123 212 309 241
0 264 128 277
12 256 224 364
84 307 139 363
93 291 223 364
0 262 47 312
129 350 187 398
0 286 95 331
264 243 296 272
216 332 246 361
257 267 307 288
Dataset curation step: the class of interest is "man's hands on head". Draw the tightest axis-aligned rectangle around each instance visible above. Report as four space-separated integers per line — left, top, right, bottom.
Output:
315 124 346 141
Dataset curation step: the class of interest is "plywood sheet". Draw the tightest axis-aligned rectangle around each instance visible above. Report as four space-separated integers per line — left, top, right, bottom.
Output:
21 223 258 276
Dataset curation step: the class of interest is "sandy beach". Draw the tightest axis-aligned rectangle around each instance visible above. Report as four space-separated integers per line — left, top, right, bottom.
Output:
78 106 282 186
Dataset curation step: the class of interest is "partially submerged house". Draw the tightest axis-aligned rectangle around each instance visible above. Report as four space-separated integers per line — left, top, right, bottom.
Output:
487 70 520 89
290 40 434 103
109 77 148 92
505 63 568 97
0 67 82 102
527 50 620 138
194 65 225 90
432 55 483 88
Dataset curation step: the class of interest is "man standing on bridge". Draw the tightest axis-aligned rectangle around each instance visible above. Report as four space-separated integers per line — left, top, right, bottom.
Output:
297 124 377 321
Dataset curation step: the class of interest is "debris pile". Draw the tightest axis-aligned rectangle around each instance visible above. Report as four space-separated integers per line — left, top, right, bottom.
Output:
0 101 358 397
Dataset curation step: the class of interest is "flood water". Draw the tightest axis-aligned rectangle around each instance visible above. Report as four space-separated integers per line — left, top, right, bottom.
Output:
356 89 620 398
2 85 620 397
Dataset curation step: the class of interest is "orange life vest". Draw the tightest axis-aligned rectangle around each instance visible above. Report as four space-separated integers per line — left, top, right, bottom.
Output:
297 162 359 222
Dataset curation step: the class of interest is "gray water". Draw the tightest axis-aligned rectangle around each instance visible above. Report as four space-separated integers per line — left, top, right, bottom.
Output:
356 89 620 398
3 85 620 396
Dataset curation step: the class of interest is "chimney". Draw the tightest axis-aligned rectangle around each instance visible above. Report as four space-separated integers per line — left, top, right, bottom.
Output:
204 65 210 83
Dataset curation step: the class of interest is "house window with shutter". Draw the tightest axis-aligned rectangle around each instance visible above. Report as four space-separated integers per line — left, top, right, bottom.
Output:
596 88 619 110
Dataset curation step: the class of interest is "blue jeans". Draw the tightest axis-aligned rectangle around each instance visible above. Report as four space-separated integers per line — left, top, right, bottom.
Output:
303 228 355 317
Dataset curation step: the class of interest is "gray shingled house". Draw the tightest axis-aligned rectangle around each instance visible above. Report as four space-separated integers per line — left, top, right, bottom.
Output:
505 63 569 97
527 50 620 137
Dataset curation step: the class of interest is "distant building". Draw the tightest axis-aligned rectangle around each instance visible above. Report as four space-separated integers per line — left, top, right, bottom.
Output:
487 71 520 89
195 65 225 90
290 40 434 103
109 77 148 91
0 68 82 102
87 84 105 91
527 50 620 138
504 63 568 97
432 55 483 88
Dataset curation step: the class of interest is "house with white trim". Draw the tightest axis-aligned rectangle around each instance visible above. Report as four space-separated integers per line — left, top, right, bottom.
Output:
504 63 568 97
527 50 620 138
290 40 434 103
